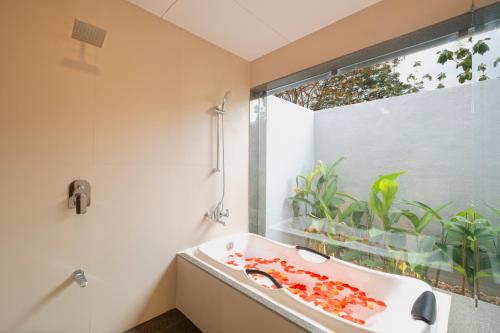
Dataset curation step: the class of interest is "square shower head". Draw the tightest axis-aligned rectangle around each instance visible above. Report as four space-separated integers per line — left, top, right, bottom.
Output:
71 19 107 48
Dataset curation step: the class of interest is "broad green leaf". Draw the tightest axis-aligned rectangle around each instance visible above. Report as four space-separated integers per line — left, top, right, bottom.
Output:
289 197 315 208
451 224 471 236
472 39 490 55
369 191 383 217
337 192 358 201
318 198 333 221
370 171 406 191
326 157 345 177
437 50 453 64
452 264 467 277
494 57 500 68
456 207 483 220
401 210 420 229
330 197 345 207
369 172 405 230
408 252 430 270
379 178 399 212
389 211 403 226
322 177 338 206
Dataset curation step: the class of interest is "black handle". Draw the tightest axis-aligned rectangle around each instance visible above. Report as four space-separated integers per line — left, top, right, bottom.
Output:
411 291 437 325
296 245 330 260
245 269 283 289
76 193 84 214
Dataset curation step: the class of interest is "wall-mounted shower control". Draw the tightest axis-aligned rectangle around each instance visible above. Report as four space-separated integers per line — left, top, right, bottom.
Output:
69 180 91 214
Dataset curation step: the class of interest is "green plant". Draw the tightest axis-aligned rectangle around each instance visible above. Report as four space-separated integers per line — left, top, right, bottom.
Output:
437 37 492 84
393 200 452 281
435 207 498 305
290 158 346 231
434 217 454 287
288 159 500 305
487 205 500 259
277 35 499 110
436 72 447 89
368 172 405 231
399 200 451 236
494 57 500 67
406 61 432 93
486 205 500 281
339 193 372 230
367 172 409 274
275 58 413 110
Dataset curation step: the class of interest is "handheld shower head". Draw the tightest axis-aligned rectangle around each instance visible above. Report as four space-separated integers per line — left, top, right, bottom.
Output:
217 90 232 113
223 90 232 106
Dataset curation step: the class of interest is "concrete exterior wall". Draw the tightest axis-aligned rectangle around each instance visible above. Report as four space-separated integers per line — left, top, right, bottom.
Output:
266 78 500 228
315 79 500 221
266 96 314 237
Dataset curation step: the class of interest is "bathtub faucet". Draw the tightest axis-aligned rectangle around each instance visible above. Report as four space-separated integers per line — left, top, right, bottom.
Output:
206 202 229 225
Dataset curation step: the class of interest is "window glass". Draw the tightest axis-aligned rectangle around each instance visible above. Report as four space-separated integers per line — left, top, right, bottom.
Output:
264 21 500 307
276 26 500 110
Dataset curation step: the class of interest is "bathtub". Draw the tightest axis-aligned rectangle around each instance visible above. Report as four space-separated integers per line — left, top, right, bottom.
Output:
195 233 445 333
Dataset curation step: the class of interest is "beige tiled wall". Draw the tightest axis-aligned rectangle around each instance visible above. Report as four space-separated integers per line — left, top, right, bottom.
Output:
0 1 249 332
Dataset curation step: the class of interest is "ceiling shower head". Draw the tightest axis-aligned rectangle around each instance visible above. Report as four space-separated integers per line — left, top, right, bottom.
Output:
72 19 107 48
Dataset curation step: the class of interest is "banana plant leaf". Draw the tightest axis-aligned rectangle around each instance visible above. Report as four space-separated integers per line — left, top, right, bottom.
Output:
369 171 405 230
400 201 452 234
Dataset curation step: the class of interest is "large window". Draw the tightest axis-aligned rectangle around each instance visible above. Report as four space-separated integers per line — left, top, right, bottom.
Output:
250 8 500 310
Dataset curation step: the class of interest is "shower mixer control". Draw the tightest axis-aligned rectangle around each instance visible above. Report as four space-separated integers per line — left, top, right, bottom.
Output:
206 204 229 226
69 180 91 214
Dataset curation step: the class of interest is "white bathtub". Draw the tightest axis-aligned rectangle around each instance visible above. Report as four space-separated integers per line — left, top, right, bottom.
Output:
195 233 445 333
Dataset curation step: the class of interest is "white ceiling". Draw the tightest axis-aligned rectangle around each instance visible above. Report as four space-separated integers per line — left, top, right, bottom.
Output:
128 0 381 61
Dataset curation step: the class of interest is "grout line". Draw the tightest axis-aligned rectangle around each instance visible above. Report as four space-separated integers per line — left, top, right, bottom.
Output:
232 0 290 43
161 0 180 18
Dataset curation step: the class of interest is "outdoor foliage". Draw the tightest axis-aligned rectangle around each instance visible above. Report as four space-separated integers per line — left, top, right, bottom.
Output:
276 59 412 110
437 37 492 83
289 159 500 306
276 35 499 110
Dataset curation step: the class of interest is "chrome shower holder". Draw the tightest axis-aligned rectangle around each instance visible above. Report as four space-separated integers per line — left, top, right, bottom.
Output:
206 91 231 226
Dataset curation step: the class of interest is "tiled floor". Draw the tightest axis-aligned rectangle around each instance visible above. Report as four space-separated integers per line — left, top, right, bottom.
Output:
124 309 202 333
